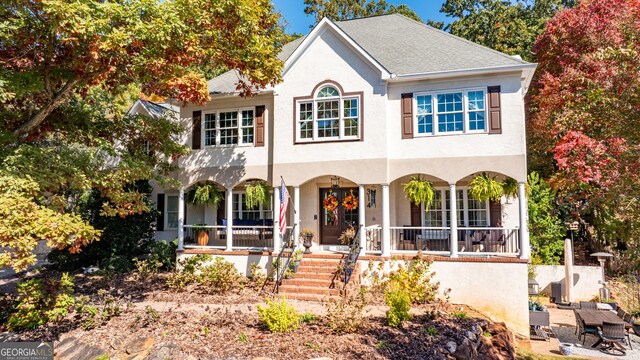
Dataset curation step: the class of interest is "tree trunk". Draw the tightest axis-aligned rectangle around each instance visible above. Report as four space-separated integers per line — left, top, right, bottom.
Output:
14 78 80 136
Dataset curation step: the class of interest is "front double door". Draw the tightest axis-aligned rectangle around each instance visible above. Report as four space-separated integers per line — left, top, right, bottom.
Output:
319 187 359 245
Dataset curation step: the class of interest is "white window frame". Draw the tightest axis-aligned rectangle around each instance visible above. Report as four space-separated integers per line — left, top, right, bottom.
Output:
296 85 361 142
202 108 255 147
165 194 179 230
421 188 490 228
232 192 273 220
413 88 488 136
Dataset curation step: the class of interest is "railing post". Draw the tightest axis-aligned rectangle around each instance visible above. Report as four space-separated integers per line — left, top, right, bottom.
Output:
177 187 185 251
449 183 458 258
293 186 300 249
273 186 281 252
518 182 530 259
358 185 366 256
381 184 390 257
225 187 233 251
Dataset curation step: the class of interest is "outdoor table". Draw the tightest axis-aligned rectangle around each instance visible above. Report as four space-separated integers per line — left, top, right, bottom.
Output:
575 309 630 348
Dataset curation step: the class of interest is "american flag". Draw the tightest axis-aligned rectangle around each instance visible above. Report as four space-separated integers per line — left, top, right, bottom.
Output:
279 178 290 235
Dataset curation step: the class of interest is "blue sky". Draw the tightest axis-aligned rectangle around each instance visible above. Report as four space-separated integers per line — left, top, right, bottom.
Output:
273 1 451 34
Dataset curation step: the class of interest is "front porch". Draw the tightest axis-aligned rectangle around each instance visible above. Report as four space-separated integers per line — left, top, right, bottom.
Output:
172 173 530 259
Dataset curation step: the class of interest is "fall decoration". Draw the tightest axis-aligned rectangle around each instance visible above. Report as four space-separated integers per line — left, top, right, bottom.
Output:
323 194 339 212
342 190 359 211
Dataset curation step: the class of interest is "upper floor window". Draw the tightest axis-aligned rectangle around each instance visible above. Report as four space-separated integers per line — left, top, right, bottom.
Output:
203 109 254 146
414 89 486 136
296 84 361 142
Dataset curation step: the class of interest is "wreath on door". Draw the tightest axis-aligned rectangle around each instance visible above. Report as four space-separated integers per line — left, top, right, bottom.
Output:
342 190 359 211
323 194 339 211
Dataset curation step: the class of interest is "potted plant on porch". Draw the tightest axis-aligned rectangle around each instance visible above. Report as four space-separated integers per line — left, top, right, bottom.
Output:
244 181 270 209
187 183 222 207
469 172 504 202
291 249 303 272
193 223 209 246
403 176 435 210
300 228 315 254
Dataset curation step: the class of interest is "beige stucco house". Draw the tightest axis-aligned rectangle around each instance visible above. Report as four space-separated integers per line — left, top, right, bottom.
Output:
145 14 538 335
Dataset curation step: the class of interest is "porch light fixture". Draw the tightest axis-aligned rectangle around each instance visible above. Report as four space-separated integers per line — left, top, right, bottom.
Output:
331 176 341 189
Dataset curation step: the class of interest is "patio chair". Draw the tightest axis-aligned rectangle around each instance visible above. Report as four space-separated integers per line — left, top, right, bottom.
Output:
622 313 633 349
598 321 627 355
575 311 598 345
580 301 598 310
617 308 627 319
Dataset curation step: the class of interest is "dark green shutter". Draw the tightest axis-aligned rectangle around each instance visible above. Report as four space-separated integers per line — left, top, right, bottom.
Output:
156 194 165 231
192 111 202 149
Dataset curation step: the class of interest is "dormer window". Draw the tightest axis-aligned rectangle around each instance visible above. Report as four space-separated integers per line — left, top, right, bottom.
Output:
295 82 362 143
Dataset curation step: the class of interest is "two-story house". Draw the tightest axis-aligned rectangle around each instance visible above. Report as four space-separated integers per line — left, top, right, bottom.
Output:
146 14 537 335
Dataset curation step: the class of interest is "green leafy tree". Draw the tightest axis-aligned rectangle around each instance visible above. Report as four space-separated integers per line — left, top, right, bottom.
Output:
527 172 565 264
303 0 421 24
439 0 575 61
0 0 285 271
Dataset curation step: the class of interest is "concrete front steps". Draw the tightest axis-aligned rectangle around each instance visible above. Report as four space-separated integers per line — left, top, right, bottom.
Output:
278 255 358 301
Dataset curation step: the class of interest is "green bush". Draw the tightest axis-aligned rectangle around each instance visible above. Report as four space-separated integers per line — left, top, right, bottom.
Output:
385 256 439 304
199 257 241 293
149 239 178 271
8 273 75 330
325 288 368 333
257 298 300 333
385 289 412 327
249 262 266 285
47 181 157 273
166 255 211 291
527 172 566 264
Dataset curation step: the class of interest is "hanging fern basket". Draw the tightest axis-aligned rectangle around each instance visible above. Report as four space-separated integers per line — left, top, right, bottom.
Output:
187 183 222 207
244 181 270 209
402 176 435 211
501 177 519 200
469 173 503 202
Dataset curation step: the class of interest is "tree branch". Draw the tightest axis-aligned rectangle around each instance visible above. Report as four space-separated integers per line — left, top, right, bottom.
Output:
13 78 80 137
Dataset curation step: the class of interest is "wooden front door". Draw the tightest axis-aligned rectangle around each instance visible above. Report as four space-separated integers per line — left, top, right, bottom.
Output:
319 188 359 245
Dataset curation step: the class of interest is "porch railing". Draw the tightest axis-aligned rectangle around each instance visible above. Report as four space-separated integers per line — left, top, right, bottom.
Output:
457 227 520 255
183 225 275 249
364 226 520 256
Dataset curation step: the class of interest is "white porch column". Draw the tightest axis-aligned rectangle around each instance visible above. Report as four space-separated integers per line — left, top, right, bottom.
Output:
381 184 390 257
225 188 233 251
449 184 458 258
273 186 281 252
358 185 366 256
293 186 300 248
518 182 531 259
177 187 185 251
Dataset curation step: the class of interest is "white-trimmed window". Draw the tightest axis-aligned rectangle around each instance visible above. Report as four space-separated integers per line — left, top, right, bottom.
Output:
232 193 273 221
422 188 489 227
297 85 360 142
166 195 179 230
203 109 254 146
414 89 487 135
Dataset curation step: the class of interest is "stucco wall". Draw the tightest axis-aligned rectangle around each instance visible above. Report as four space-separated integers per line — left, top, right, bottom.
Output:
534 265 602 302
360 259 529 336
177 252 274 278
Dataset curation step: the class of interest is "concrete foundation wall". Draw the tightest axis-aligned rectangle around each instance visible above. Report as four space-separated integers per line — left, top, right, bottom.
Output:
177 252 274 278
534 264 602 302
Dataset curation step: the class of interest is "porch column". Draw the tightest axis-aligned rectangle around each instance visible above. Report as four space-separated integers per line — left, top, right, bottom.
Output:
381 184 390 257
177 187 185 251
518 182 531 259
358 185 366 256
449 183 458 258
225 187 233 251
293 186 300 248
273 185 281 252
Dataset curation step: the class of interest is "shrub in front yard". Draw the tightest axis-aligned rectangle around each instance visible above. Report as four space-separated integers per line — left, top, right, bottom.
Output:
166 255 211 291
199 257 242 293
7 273 75 330
385 289 412 327
384 255 439 304
257 298 300 333
325 288 368 333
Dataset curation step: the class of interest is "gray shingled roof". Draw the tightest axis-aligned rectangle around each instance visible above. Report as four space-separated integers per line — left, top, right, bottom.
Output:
335 14 528 75
207 36 305 94
207 14 530 93
138 99 177 118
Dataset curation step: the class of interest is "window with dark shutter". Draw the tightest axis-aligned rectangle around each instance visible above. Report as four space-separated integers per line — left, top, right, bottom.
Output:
156 193 165 231
401 93 413 139
255 105 265 147
192 111 202 149
487 86 502 134
490 200 501 227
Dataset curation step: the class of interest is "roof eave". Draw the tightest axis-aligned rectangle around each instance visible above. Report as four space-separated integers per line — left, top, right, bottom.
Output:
388 63 537 82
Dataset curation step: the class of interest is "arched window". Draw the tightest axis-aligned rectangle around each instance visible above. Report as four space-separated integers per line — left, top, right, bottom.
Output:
296 82 361 142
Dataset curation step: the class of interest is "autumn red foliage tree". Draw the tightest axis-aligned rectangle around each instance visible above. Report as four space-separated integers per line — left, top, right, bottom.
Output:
529 0 640 262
